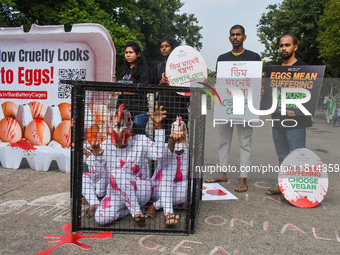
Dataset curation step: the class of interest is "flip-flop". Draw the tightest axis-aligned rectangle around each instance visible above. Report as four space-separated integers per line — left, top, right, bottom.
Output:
266 188 281 195
205 178 228 183
235 184 248 192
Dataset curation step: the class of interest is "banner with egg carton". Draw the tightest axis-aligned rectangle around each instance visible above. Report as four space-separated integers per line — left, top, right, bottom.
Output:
0 24 115 172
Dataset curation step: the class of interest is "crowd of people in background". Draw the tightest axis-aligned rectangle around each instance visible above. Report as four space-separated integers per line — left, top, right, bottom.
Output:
323 88 340 127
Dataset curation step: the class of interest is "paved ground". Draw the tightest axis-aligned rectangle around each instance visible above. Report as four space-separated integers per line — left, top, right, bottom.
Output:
1 108 339 255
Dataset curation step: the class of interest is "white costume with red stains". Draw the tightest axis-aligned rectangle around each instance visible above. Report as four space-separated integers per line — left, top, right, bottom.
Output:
82 146 109 206
151 148 189 216
82 102 111 206
150 116 189 216
94 130 165 225
82 103 166 225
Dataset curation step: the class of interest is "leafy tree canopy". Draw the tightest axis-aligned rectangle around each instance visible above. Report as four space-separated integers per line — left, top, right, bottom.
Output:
317 0 340 77
257 0 326 65
0 0 202 75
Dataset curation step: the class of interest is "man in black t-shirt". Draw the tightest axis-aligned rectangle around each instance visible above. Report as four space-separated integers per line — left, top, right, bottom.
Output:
267 34 312 195
206 25 261 193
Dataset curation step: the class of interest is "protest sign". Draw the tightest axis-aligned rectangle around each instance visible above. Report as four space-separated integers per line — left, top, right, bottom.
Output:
261 65 325 116
278 148 328 208
0 24 115 172
214 61 263 122
202 183 238 201
166 45 207 96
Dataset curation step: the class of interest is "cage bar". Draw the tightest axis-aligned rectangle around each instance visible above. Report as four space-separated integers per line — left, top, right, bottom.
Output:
66 81 205 235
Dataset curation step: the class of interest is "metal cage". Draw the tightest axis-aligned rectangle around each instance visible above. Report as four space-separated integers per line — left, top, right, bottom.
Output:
67 80 205 235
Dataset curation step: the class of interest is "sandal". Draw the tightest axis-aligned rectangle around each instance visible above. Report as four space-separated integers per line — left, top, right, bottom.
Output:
205 178 228 183
266 187 281 195
235 184 248 192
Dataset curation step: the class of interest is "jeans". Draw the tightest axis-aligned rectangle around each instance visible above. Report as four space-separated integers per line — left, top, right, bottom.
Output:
272 128 306 165
332 108 340 127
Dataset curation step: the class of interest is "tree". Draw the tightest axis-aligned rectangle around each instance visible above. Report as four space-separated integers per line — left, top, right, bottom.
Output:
101 0 202 71
0 0 202 77
257 0 326 65
317 0 340 77
0 0 26 27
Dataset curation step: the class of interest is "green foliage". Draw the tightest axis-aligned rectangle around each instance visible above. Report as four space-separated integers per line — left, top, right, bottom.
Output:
257 0 326 65
204 69 216 87
128 0 202 70
0 0 202 77
317 0 340 77
0 0 26 27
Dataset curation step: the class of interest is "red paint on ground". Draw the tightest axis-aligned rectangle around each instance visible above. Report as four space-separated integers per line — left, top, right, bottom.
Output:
37 224 112 255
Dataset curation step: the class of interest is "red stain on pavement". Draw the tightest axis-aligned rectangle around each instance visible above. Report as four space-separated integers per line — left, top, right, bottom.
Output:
37 224 112 255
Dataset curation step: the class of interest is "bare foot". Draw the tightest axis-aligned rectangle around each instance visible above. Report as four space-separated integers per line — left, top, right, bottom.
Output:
134 214 146 227
81 197 89 205
84 204 98 218
145 204 156 219
165 213 180 226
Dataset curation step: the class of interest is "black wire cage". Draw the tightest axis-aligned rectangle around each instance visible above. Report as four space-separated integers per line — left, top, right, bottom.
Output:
67 80 205 235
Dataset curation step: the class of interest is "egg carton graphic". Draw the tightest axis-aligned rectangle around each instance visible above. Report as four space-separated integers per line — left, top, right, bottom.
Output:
0 140 70 173
0 101 73 173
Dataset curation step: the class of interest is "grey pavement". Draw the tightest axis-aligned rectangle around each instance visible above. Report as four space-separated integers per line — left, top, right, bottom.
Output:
1 108 340 255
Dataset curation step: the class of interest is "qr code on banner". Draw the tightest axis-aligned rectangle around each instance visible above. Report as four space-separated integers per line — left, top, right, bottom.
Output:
58 69 86 99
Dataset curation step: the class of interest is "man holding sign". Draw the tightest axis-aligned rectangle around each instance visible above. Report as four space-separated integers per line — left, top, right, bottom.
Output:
206 25 261 193
267 35 313 195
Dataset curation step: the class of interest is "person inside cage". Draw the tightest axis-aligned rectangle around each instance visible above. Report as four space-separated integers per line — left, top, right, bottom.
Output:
85 102 111 140
146 116 189 226
116 41 150 133
81 103 112 208
82 102 167 226
152 38 190 139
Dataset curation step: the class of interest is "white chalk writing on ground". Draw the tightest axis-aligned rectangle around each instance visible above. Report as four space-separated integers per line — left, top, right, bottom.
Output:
0 192 70 222
138 235 240 255
204 215 340 243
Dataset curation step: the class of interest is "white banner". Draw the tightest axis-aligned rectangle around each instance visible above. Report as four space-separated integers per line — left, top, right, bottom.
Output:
0 24 115 172
166 45 207 88
214 61 262 122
